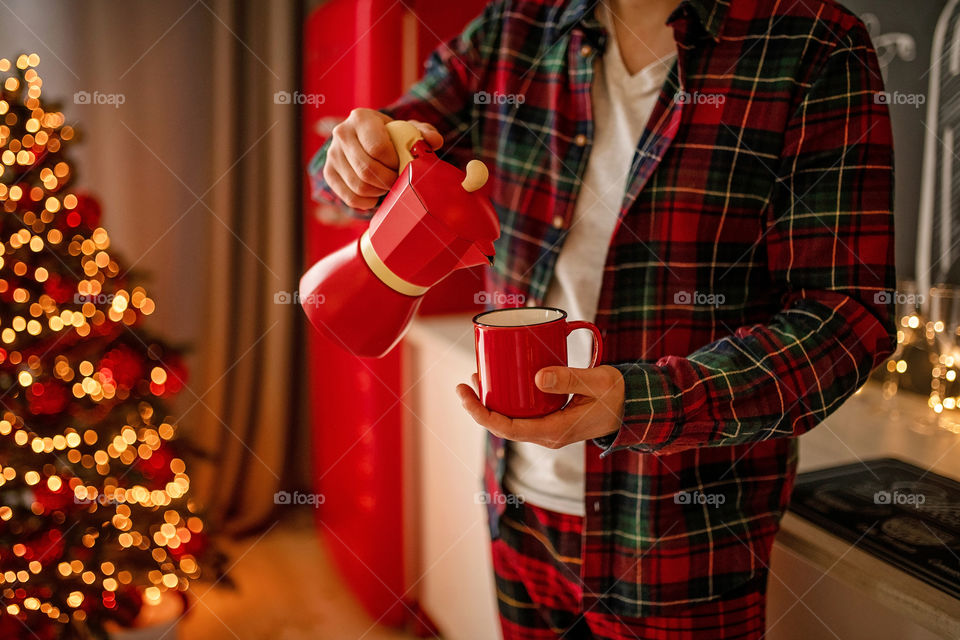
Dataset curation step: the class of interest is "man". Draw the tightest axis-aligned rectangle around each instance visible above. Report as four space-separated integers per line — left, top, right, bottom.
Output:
310 0 895 637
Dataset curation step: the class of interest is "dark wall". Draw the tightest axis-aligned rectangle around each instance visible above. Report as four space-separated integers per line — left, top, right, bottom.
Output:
840 0 950 280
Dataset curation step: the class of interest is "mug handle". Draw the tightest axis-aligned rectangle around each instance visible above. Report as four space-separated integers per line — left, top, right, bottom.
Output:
565 320 604 367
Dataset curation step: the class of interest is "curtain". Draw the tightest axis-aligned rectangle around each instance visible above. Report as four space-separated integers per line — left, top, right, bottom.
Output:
0 0 306 533
189 0 304 534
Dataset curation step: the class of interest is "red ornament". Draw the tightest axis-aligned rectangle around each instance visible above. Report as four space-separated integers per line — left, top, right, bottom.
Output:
101 345 146 390
0 613 23 637
71 193 102 229
168 530 207 560
42 273 75 304
157 354 187 396
31 481 74 514
106 584 143 627
26 381 69 415
19 529 65 565
140 443 174 485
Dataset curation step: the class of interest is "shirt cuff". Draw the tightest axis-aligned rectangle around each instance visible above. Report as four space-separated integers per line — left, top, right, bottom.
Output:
307 138 336 204
592 361 684 456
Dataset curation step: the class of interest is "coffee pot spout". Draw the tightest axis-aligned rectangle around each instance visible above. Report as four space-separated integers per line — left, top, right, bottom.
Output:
459 240 495 270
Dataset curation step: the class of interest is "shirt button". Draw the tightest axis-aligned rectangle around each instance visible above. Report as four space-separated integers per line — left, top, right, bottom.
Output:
552 215 565 229
496 447 505 459
574 133 588 147
580 44 593 57
593 501 601 513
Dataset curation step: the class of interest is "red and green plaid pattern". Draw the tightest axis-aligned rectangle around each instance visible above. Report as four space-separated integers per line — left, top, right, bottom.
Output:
493 500 768 638
308 0 895 618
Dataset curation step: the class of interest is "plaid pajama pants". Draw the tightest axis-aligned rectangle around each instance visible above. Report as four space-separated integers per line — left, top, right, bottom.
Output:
492 501 768 639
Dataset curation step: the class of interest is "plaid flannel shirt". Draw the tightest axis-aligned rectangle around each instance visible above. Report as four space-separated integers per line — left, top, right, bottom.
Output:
308 0 896 617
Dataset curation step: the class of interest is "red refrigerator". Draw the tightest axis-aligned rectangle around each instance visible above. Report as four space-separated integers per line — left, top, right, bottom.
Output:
301 0 489 630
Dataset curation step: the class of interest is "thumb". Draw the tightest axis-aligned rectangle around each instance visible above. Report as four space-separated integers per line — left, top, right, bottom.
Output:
410 121 444 150
535 366 607 397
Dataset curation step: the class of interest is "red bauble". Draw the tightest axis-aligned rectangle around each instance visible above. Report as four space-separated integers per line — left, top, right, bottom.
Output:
25 381 69 415
156 354 188 397
30 481 74 514
42 273 75 304
168 530 207 560
101 344 146 390
107 584 143 628
0 610 58 640
0 612 23 637
20 529 65 565
72 193 102 229
139 443 175 485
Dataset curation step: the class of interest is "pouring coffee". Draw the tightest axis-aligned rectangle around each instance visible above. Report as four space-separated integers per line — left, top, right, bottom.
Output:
299 120 500 358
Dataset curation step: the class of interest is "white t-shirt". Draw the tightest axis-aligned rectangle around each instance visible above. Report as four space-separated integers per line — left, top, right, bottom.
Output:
503 7 676 516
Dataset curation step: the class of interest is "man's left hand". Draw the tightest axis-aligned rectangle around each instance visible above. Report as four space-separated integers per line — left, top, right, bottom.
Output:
455 365 625 447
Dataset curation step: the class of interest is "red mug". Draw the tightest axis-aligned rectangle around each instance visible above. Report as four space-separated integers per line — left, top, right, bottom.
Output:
473 307 604 418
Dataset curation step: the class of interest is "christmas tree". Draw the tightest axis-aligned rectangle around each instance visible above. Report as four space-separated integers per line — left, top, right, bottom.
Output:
0 55 208 639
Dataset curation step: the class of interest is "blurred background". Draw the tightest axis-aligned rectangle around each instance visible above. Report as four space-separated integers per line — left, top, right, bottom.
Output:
0 0 308 533
0 0 958 639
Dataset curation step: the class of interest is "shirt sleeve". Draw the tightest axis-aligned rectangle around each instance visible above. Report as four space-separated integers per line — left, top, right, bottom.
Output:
597 22 897 457
307 0 505 207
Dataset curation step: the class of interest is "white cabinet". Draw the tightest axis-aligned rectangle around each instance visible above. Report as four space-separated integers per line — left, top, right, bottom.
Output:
404 316 501 640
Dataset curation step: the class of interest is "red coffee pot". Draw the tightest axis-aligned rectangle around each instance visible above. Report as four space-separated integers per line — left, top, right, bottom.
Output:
299 120 500 358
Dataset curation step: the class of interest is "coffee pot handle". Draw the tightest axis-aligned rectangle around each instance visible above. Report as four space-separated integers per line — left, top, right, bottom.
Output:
385 120 424 174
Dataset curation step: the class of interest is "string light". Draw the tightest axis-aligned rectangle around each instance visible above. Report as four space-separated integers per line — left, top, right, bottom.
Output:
0 55 207 634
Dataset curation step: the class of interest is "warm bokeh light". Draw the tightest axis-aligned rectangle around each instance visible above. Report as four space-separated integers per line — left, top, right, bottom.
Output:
0 55 208 634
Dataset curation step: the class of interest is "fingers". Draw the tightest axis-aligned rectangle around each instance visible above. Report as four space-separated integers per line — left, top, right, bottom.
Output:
454 381 583 448
409 120 444 150
456 367 623 448
353 113 400 169
456 383 478 406
322 159 380 210
535 365 621 398
327 144 387 199
324 108 399 209
456 383 516 438
324 107 448 211
340 127 397 192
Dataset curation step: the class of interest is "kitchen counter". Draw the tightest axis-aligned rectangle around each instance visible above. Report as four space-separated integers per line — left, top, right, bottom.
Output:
781 382 960 638
403 314 960 640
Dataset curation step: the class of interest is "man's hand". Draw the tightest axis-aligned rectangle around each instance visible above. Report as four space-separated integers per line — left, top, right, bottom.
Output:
323 108 443 210
455 365 625 448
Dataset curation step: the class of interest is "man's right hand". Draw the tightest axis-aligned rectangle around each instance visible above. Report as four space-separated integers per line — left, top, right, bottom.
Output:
323 108 444 210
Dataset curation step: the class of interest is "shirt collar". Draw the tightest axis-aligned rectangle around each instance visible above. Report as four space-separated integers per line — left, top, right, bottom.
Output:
553 0 730 42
